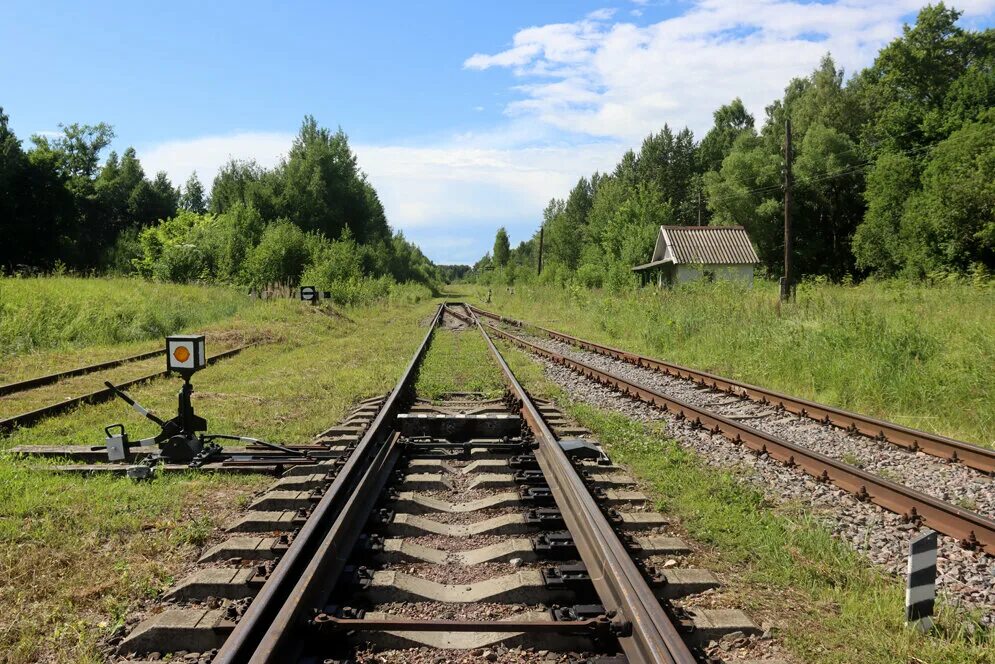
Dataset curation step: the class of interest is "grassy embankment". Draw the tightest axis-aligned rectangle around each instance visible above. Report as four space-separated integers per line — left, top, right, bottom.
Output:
0 276 437 663
462 279 995 448
497 337 995 664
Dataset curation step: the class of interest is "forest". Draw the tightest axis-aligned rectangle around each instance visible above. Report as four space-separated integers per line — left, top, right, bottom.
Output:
0 114 438 302
476 5 995 288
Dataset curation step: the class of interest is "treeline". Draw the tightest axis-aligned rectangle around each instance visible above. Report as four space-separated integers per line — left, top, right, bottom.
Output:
475 4 995 287
1 113 438 301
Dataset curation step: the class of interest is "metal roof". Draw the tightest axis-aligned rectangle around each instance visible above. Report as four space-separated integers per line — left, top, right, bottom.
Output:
658 225 759 265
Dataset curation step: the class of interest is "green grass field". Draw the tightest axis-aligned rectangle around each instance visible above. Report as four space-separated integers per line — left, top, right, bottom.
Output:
0 277 437 663
461 279 995 448
0 276 256 360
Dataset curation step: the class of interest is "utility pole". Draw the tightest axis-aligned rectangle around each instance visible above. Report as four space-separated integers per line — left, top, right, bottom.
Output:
697 189 702 225
781 118 793 302
537 226 544 276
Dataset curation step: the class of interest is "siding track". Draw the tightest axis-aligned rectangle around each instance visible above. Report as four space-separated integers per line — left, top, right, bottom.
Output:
467 304 995 475
468 307 995 557
0 344 251 433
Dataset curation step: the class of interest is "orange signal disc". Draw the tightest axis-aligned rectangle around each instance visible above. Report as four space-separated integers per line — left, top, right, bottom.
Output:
173 346 191 363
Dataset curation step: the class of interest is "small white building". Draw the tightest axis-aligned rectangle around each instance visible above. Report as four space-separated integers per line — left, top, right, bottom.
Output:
632 225 760 287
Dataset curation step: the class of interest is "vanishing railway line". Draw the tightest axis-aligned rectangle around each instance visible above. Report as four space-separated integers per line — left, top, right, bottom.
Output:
467 305 995 475
462 305 995 557
11 300 989 662
0 344 252 434
100 304 764 663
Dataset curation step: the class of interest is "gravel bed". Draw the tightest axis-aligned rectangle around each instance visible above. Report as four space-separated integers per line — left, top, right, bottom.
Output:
535 356 995 626
380 561 540 584
352 645 600 663
403 534 520 552
530 333 995 519
415 488 516 502
368 601 544 621
398 508 525 525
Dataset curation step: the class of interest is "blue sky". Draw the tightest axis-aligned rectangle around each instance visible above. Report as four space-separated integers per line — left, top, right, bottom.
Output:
4 1 995 264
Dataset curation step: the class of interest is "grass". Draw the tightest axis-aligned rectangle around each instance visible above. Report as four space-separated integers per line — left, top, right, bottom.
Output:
415 327 505 400
497 337 995 664
0 276 256 361
457 279 995 448
0 277 439 662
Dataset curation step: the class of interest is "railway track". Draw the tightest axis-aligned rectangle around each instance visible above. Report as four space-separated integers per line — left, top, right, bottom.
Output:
115 304 763 663
0 348 163 397
0 344 252 434
463 306 995 557
467 305 995 475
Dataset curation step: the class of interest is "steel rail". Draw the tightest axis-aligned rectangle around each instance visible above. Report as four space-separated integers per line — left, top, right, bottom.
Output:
471 307 697 664
468 304 995 475
481 317 995 556
213 305 443 664
0 344 252 434
0 348 164 397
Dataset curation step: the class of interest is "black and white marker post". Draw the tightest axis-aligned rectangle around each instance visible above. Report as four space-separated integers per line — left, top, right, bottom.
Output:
906 529 938 632
300 285 318 305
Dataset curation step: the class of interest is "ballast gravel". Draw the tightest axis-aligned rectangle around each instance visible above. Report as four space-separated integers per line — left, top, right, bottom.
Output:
533 334 995 520
531 353 995 626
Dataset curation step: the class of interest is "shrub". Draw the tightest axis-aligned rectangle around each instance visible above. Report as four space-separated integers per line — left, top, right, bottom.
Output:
243 220 310 288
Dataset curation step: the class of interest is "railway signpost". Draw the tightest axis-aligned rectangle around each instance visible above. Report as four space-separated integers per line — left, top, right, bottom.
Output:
906 529 938 632
300 285 318 304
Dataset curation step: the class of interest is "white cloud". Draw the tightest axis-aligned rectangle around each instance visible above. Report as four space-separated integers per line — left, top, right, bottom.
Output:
587 8 617 21
139 132 292 186
464 0 995 140
135 128 622 263
137 1 995 264
354 140 619 229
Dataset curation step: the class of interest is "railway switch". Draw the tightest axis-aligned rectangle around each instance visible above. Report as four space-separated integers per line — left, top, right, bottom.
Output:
98 336 309 475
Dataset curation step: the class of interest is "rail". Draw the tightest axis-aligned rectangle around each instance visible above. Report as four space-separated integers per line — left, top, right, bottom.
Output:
0 348 163 397
478 315 995 556
468 304 995 475
468 304 697 664
0 344 252 434
212 305 443 663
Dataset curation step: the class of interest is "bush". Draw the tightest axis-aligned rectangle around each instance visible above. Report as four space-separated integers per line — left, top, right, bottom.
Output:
243 220 311 288
575 263 604 288
152 243 207 283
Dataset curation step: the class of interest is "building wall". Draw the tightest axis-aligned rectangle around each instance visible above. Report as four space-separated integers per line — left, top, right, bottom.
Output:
674 264 754 284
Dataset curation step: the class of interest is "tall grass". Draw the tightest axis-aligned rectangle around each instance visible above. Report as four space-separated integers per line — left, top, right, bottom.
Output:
465 279 995 447
0 277 254 357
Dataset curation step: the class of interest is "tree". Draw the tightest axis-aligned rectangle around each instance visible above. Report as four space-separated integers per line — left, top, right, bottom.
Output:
275 116 388 243
852 152 918 275
699 98 755 172
493 227 511 267
29 122 114 190
129 171 178 226
180 171 207 213
210 159 264 214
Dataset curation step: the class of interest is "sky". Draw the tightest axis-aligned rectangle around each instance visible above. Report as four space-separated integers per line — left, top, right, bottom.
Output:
4 0 995 264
